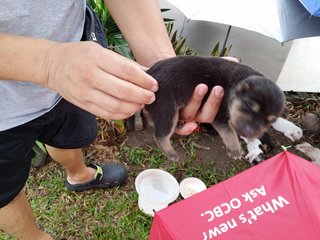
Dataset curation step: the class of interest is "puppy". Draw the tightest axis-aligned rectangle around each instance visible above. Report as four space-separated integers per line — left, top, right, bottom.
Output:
144 56 285 161
296 142 320 166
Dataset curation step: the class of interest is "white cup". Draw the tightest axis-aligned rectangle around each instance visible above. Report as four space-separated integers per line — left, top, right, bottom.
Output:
135 169 180 216
179 177 207 199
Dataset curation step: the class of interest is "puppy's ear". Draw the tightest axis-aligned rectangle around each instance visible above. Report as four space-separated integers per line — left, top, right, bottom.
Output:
236 82 250 93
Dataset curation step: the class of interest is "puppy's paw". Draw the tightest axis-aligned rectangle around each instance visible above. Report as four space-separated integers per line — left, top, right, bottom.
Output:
284 126 303 142
227 147 243 160
272 118 303 142
166 152 180 162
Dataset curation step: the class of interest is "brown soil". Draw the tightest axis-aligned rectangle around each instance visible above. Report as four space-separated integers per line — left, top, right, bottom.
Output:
123 92 320 167
85 92 320 175
124 124 310 167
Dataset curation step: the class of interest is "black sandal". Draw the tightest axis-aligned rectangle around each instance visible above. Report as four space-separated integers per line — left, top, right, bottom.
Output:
65 163 128 192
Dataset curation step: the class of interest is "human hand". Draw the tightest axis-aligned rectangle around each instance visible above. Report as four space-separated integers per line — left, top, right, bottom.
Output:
175 56 239 135
44 41 158 120
176 85 224 135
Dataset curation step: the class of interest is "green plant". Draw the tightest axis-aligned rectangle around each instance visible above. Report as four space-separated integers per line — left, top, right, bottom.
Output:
120 146 167 168
210 42 232 57
31 140 48 168
88 0 133 59
176 134 200 160
87 2 175 60
166 22 198 56
88 1 231 58
165 20 232 57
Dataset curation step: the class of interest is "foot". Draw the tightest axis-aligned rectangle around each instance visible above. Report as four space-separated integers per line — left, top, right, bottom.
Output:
65 163 128 192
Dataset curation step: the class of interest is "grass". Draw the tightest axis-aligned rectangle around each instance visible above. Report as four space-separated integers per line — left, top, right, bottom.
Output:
0 133 250 240
1 93 318 239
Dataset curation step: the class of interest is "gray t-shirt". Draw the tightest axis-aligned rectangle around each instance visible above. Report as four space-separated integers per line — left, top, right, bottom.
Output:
0 0 86 131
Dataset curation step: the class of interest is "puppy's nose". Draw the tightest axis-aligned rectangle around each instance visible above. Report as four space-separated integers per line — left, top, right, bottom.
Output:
241 124 266 139
243 125 256 137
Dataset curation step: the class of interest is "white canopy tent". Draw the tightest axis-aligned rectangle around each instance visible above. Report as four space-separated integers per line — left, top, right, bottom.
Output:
277 37 320 93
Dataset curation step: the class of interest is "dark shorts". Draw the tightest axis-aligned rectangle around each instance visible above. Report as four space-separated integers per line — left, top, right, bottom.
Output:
0 99 97 208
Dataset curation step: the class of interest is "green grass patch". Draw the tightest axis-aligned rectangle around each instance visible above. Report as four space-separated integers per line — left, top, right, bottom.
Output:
0 143 250 239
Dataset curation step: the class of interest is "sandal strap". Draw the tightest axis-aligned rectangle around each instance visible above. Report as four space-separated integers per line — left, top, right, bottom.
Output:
87 163 104 181
93 164 103 180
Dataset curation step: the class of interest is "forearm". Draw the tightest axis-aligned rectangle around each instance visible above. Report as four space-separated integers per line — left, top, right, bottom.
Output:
0 32 55 86
104 0 175 67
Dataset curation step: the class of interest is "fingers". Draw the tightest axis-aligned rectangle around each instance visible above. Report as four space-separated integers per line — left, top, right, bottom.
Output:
176 85 224 136
99 50 158 92
173 56 237 136
179 84 208 121
195 86 224 123
179 84 224 123
221 56 239 63
93 67 156 105
176 56 236 136
175 122 198 136
46 42 160 120
81 101 136 120
81 88 143 119
64 83 143 120
138 64 150 72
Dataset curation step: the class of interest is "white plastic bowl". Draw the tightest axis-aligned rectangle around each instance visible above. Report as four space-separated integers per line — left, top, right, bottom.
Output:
135 169 180 216
179 177 207 199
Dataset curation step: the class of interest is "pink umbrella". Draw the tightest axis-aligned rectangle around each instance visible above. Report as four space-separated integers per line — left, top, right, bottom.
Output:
149 151 320 239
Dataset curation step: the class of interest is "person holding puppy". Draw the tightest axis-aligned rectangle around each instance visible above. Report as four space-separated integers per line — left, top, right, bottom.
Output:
0 0 225 239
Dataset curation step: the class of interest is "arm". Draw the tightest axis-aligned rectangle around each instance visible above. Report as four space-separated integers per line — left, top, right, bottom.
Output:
104 0 175 67
0 33 53 85
0 32 157 120
105 0 225 134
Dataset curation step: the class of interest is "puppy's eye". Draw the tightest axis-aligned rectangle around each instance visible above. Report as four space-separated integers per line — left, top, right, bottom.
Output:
244 101 260 113
267 115 277 123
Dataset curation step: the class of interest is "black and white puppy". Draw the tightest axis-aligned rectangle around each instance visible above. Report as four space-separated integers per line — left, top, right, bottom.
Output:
144 56 285 161
243 117 303 165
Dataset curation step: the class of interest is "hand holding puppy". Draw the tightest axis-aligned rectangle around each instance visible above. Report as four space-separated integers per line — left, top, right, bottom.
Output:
176 57 238 135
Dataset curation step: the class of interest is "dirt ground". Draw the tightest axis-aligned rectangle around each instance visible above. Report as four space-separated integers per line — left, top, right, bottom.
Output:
124 123 312 169
87 92 320 175
124 93 320 168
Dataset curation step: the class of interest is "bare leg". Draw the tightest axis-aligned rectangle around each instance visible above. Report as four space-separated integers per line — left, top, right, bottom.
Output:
45 145 96 184
0 189 53 240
